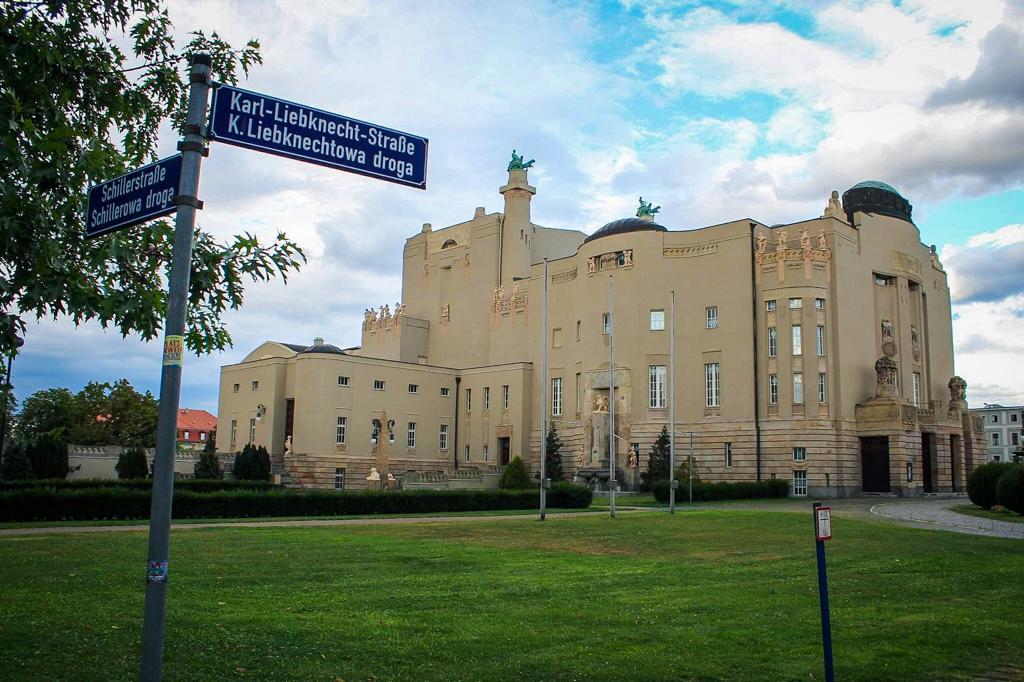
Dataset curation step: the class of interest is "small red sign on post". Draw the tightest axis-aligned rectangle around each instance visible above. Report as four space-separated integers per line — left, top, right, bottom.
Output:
815 506 832 541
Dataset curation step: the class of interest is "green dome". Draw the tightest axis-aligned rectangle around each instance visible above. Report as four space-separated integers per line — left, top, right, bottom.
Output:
850 180 904 198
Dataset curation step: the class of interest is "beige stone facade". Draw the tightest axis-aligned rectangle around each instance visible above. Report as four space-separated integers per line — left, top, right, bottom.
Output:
218 169 985 495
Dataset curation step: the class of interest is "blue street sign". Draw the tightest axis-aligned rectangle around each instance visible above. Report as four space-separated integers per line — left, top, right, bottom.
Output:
86 155 183 238
209 84 428 189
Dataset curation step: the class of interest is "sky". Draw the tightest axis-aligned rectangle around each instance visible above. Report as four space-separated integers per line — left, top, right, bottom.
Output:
12 0 1024 414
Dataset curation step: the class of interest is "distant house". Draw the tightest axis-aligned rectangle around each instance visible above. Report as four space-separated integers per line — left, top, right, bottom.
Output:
177 408 216 451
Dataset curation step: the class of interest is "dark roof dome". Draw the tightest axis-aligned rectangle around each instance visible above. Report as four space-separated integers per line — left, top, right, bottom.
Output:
300 343 345 355
583 217 667 244
842 180 912 224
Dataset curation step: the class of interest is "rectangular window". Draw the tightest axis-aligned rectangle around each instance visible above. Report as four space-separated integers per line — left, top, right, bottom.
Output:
792 325 802 356
816 325 825 356
875 274 895 286
337 375 349 386
1011 413 1018 423
465 388 472 412
789 297 802 309
230 419 237 447
793 373 804 404
705 362 720 407
768 327 777 357
575 373 582 414
912 373 921 407
769 374 778 404
818 373 827 403
992 432 999 446
336 416 347 445
766 299 777 312
484 444 490 461
503 385 510 409
440 387 450 397
706 306 718 329
725 442 733 467
992 414 999 423
815 298 825 310
408 383 418 394
334 468 345 490
650 309 665 331
793 470 807 496
1011 432 1019 446
465 445 470 462
439 424 448 450
552 377 563 416
793 447 806 462
484 387 490 410
371 420 379 444
200 432 206 441
251 380 259 391
576 320 582 341
184 430 190 441
407 422 416 448
232 383 239 393
248 418 256 444
603 312 611 335
648 365 667 408
373 379 385 391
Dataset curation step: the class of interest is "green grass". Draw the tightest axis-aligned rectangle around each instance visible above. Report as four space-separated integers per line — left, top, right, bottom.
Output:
0 511 1021 681
591 492 662 507
952 504 1024 524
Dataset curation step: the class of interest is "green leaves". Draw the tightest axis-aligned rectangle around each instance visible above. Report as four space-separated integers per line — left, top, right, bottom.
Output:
0 0 302 357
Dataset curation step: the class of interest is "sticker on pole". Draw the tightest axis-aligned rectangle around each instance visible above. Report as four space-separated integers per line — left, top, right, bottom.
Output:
815 506 832 541
162 335 184 366
147 560 168 584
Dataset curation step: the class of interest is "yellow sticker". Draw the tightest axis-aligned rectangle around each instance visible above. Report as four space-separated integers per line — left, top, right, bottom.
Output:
162 335 185 366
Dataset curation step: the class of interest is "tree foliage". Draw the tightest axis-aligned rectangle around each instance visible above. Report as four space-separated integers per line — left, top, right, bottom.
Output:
0 0 305 357
232 443 270 481
544 422 564 482
193 450 223 480
115 446 149 479
15 380 157 446
641 426 671 491
499 456 532 490
26 431 69 479
0 442 34 480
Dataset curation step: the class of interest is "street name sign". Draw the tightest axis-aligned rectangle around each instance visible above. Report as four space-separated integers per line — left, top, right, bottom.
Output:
86 154 183 238
815 506 832 541
209 84 428 189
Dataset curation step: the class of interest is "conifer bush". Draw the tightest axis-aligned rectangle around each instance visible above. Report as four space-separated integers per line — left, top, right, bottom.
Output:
499 456 532 489
115 447 149 480
995 465 1023 514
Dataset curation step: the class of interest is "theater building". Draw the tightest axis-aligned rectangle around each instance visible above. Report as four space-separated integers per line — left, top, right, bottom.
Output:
217 160 986 495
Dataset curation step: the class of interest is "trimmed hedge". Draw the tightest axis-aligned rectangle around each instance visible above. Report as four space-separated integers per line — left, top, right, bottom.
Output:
0 478 276 493
0 483 593 522
967 462 1017 510
995 465 1023 514
651 478 790 502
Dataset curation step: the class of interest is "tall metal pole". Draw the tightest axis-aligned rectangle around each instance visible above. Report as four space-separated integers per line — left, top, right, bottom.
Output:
669 290 676 514
140 53 211 682
540 259 548 521
608 275 616 518
813 502 836 682
688 431 694 505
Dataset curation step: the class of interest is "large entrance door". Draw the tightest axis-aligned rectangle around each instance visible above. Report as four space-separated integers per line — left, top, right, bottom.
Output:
921 432 935 493
860 436 891 493
498 437 511 466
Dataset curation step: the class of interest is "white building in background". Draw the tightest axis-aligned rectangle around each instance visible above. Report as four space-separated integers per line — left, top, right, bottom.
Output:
971 404 1024 462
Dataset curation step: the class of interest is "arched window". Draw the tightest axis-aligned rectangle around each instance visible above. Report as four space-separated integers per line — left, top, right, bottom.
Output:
441 239 458 249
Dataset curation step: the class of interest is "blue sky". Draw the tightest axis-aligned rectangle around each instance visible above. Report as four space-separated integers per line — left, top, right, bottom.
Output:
12 0 1024 414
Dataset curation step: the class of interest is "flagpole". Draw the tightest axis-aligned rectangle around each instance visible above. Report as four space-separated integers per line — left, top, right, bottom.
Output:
540 258 548 521
669 289 676 513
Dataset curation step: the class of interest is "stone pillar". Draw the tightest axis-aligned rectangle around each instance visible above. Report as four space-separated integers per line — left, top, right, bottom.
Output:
499 168 535 285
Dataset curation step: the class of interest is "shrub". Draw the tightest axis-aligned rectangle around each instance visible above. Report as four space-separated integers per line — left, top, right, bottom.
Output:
499 456 531 489
641 426 671 491
544 422 564 482
652 478 789 502
0 442 34 480
966 462 1017 510
193 451 224 480
995 465 1023 514
0 484 593 522
115 447 149 479
26 432 69 479
233 443 271 481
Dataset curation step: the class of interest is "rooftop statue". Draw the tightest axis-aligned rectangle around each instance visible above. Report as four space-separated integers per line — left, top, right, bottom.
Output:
636 196 661 217
507 150 535 171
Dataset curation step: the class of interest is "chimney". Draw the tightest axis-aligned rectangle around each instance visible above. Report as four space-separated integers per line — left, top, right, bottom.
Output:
314 336 324 346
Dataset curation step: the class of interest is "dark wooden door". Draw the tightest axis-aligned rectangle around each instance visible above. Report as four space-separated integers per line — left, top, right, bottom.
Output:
498 437 511 466
921 432 935 493
285 399 295 441
860 436 891 493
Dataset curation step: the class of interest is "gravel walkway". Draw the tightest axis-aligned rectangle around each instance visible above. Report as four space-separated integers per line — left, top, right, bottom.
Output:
870 498 1024 540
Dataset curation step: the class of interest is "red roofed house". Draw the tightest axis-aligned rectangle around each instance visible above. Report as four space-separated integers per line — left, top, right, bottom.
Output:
177 408 217 452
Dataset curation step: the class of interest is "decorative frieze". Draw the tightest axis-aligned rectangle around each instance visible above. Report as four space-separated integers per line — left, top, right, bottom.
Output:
586 249 633 274
890 250 922 278
490 285 528 315
664 244 718 258
551 267 577 284
363 303 407 332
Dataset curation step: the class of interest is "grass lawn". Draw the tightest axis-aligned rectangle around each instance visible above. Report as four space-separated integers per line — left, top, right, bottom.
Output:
952 504 1024 524
1 511 1021 681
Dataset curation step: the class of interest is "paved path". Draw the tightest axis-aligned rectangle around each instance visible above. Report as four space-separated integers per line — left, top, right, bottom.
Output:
870 497 1024 540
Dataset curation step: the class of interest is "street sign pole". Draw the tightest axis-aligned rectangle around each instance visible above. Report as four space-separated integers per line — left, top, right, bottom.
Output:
140 53 211 682
813 502 835 682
